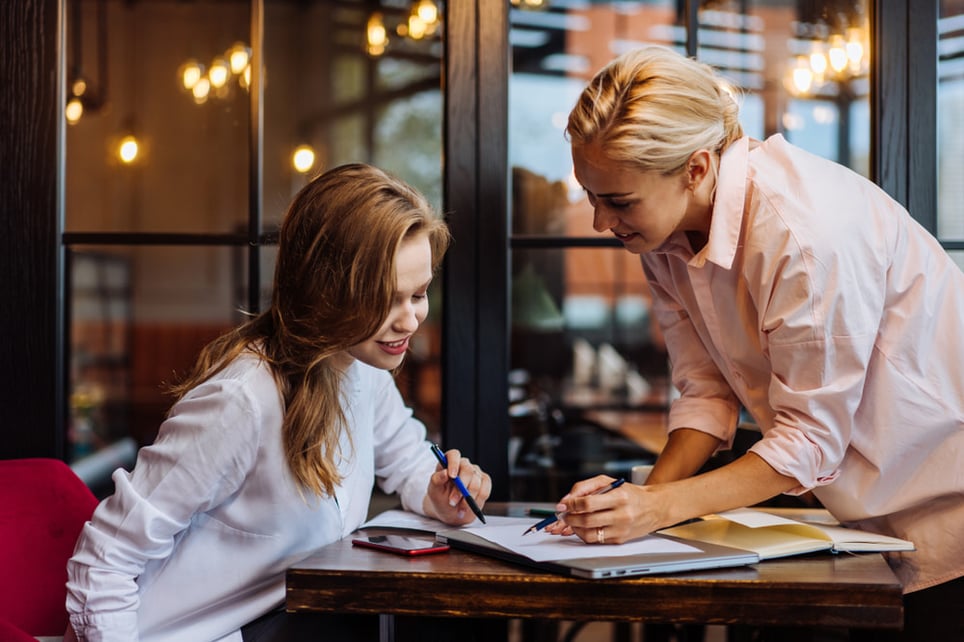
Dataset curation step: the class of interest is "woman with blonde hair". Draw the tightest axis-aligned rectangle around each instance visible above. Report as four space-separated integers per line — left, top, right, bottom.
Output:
66 163 491 641
549 46 963 641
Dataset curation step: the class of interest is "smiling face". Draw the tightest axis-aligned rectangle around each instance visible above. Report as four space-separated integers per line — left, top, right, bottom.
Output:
346 232 433 371
572 141 712 254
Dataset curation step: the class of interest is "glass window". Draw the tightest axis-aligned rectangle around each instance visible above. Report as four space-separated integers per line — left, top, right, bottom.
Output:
65 1 446 468
939 0 964 270
507 0 870 501
65 1 251 234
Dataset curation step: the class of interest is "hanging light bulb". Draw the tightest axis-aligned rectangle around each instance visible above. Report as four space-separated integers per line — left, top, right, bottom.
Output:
227 42 251 75
845 26 866 74
415 0 438 25
787 55 814 95
808 42 827 83
208 56 230 89
366 12 388 56
239 64 252 90
179 59 204 91
72 78 88 97
407 13 428 40
827 33 848 75
118 134 139 164
66 97 84 124
192 76 211 104
292 144 316 174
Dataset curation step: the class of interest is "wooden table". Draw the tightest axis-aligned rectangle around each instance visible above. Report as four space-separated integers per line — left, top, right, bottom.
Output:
286 507 903 641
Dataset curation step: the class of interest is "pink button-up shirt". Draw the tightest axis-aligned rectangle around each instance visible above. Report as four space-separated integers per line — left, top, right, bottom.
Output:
642 134 964 593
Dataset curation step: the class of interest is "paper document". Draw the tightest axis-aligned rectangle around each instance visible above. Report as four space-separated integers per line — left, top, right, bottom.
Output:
463 520 701 562
361 510 702 563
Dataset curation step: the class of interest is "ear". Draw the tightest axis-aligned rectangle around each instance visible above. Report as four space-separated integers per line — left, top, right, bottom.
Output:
686 149 713 190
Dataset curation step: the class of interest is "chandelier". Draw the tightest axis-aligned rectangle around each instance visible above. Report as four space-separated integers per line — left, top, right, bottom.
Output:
784 2 869 98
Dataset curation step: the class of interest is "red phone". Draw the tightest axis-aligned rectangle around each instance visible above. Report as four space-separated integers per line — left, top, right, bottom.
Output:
351 534 451 556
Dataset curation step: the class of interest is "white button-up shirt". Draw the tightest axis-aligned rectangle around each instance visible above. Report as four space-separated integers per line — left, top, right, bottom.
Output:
67 353 437 641
642 134 964 593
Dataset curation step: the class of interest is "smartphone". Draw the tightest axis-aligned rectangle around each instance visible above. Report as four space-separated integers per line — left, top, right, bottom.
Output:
351 534 450 556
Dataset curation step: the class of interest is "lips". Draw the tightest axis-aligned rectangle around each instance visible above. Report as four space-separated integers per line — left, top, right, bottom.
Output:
378 337 410 356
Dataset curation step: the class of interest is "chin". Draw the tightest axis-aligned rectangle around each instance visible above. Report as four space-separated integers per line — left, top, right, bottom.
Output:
355 352 407 371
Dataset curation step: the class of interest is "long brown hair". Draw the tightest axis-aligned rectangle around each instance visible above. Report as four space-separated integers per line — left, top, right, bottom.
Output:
168 164 450 496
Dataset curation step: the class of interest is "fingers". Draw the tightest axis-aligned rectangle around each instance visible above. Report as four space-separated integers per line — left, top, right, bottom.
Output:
431 449 491 517
549 475 624 542
556 474 619 515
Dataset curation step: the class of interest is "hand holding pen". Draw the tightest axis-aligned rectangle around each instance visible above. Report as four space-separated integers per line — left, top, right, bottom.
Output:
523 478 626 536
430 443 488 524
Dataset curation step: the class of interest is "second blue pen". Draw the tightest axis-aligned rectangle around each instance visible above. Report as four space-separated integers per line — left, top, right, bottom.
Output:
522 478 626 535
430 443 486 524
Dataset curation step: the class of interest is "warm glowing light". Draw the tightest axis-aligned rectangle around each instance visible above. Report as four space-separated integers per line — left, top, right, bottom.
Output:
827 34 848 74
179 59 204 90
845 27 865 73
72 78 87 96
209 57 229 89
415 0 438 25
790 56 813 94
292 145 316 174
66 98 84 124
407 15 427 40
366 12 387 56
809 49 827 78
118 135 139 164
192 77 211 103
228 42 251 75
240 65 251 89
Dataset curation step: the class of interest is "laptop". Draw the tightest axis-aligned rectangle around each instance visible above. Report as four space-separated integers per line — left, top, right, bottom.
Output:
436 528 759 580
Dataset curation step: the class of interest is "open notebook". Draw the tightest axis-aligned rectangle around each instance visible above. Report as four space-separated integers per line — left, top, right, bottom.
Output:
436 520 759 580
657 508 915 560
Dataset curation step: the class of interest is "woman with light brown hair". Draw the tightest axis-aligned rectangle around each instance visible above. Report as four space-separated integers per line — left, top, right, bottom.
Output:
65 164 491 641
548 46 963 641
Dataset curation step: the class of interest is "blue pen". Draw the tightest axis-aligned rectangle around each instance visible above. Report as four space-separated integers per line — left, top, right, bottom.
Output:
522 478 626 535
430 443 486 524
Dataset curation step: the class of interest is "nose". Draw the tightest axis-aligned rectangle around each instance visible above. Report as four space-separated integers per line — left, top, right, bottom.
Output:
592 205 616 234
393 301 421 334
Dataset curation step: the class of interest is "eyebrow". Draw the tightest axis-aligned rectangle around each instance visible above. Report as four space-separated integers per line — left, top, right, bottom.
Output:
586 188 634 198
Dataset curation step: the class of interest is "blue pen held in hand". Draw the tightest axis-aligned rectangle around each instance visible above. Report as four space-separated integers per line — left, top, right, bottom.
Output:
522 478 626 535
430 443 486 524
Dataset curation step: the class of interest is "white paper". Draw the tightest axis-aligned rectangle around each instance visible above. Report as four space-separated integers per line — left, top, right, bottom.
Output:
715 508 801 528
464 520 701 562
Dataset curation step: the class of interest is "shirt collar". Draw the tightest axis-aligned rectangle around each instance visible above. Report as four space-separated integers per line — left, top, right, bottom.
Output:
699 135 749 270
650 136 750 268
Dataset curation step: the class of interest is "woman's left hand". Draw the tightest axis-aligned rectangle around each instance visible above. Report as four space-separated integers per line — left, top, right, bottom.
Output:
424 449 491 525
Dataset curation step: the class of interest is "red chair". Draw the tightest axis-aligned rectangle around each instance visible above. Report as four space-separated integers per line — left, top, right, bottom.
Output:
0 458 99 638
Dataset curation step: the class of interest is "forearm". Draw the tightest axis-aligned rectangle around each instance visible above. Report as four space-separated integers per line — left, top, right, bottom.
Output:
647 427 721 484
651 452 799 529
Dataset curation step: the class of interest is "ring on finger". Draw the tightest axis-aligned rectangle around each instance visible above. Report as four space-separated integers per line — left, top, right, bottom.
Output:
597 527 605 544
